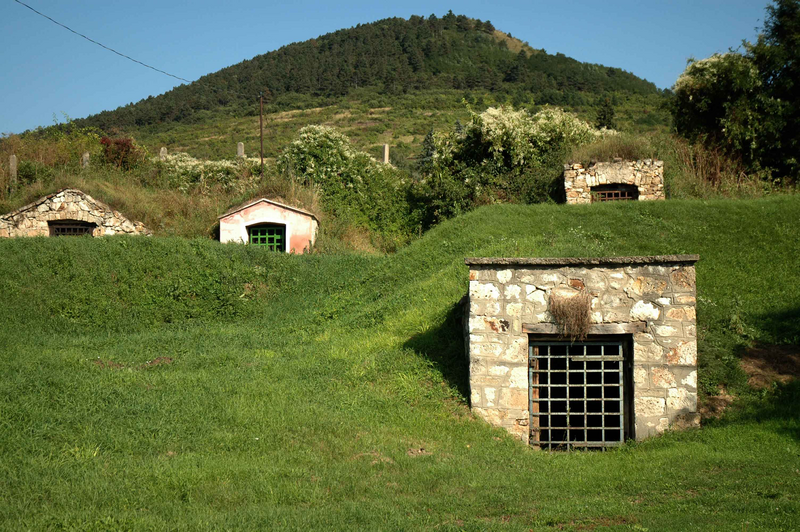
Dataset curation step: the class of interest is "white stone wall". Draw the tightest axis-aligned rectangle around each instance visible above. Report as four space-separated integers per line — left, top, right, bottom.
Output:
465 256 700 445
564 159 665 204
0 189 150 238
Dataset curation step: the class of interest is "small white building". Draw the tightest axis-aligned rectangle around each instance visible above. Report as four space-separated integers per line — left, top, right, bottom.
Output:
218 198 318 253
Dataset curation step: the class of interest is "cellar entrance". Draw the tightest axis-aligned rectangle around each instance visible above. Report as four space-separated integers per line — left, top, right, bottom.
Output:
529 337 633 450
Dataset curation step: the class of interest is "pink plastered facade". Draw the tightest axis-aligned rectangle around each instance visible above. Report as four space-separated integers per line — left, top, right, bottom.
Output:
218 198 318 253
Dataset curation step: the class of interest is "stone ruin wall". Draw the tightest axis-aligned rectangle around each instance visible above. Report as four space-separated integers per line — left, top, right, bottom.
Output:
0 189 150 238
564 159 665 204
465 256 700 445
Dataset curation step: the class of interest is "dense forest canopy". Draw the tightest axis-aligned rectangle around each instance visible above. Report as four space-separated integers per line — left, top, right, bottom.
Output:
76 12 661 131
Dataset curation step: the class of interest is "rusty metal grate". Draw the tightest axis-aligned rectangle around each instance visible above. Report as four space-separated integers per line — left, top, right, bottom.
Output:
49 221 95 237
590 184 639 203
592 189 633 202
529 340 630 450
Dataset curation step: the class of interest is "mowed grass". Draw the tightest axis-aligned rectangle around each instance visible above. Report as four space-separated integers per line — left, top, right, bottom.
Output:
1 196 799 530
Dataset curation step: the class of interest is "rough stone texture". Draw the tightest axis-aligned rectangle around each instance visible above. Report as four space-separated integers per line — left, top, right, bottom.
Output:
0 188 151 238
563 159 664 204
81 152 90 168
237 142 245 158
383 144 390 164
465 256 699 445
159 147 168 160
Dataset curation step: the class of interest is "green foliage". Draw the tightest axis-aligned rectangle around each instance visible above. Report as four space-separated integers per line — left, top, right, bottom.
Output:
595 97 617 130
1 197 800 529
16 160 55 186
567 132 656 166
278 125 414 238
672 53 780 171
99 137 147 170
0 123 102 197
672 0 800 182
71 15 660 132
413 104 607 226
154 152 262 192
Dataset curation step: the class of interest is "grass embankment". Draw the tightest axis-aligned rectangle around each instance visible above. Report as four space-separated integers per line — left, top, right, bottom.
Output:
1 197 799 530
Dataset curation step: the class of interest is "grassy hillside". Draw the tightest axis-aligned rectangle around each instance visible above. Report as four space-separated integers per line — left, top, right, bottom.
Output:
74 14 661 134
1 196 799 530
124 88 668 165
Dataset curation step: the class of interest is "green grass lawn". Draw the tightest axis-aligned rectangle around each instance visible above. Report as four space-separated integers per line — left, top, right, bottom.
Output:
1 196 799 530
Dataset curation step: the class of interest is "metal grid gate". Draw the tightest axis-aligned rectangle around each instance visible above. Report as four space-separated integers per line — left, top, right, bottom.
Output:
249 224 285 251
49 222 95 237
529 340 629 450
591 189 635 202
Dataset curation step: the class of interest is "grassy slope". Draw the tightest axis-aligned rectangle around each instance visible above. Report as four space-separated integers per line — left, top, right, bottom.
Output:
1 197 799 530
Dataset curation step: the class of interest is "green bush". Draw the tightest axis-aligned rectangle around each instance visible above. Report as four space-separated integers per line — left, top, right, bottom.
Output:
413 103 608 226
16 160 55 186
278 125 414 237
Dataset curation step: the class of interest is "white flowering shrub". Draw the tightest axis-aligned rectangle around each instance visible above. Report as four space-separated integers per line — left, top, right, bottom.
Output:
414 104 607 226
155 152 261 193
278 125 412 234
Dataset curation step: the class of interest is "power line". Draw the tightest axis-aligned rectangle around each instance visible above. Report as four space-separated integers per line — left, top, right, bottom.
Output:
13 0 191 83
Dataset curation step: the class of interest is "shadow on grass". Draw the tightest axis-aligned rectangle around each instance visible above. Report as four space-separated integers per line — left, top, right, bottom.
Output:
705 379 800 442
756 306 800 345
706 306 800 442
403 297 470 401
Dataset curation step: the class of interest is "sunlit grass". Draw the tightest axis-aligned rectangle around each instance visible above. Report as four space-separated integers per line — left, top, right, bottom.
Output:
1 196 799 530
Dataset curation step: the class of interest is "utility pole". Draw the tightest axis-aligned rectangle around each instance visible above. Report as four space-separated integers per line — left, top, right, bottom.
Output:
259 92 264 177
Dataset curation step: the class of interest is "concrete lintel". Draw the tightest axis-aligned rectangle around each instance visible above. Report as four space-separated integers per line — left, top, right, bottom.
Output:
522 322 647 335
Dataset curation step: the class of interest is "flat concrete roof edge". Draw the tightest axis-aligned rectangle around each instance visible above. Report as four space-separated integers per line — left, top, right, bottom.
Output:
464 255 700 266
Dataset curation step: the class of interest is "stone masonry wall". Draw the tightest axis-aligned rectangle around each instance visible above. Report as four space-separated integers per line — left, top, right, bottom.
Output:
0 189 150 238
564 159 664 204
465 256 699 445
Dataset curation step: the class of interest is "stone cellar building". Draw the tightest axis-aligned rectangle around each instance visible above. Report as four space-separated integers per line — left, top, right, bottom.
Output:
564 159 665 204
464 255 699 450
0 189 150 238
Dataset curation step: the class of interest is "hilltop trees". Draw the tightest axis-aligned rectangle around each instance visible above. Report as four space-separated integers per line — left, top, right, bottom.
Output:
76 14 660 131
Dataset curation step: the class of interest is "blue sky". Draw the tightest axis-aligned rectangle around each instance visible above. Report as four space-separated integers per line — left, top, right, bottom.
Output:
1 0 770 134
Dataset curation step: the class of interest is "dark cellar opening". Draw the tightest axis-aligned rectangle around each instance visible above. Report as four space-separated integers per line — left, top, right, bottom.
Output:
528 336 634 450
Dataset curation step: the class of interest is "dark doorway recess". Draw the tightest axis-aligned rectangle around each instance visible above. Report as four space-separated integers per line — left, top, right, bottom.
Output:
529 336 634 450
48 220 96 237
590 184 639 202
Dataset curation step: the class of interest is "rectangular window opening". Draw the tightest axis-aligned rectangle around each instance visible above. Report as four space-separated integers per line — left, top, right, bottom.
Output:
248 224 286 252
48 220 96 237
590 184 639 203
529 336 633 450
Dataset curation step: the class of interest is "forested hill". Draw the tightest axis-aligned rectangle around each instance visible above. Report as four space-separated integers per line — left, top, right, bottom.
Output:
79 13 661 130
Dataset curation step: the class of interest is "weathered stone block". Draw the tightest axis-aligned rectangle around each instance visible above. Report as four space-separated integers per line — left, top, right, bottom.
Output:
666 341 697 366
651 367 677 388
631 300 660 321
508 366 528 388
504 284 521 300
667 388 696 412
469 281 500 300
635 397 666 417
670 267 696 292
497 269 512 284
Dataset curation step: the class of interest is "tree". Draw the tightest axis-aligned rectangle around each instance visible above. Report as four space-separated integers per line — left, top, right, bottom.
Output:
595 97 617 130
750 0 800 178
